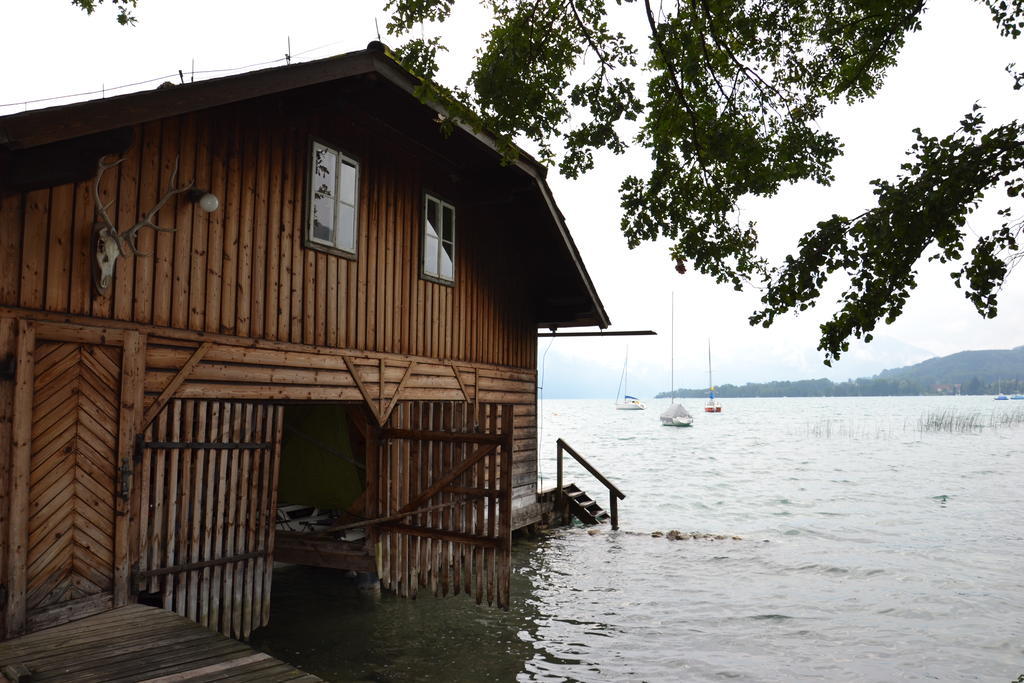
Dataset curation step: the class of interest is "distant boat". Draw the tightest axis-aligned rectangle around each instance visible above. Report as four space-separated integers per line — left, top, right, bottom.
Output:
1011 395 1024 400
661 293 693 427
995 379 1009 400
615 347 646 410
704 339 722 413
620 395 646 410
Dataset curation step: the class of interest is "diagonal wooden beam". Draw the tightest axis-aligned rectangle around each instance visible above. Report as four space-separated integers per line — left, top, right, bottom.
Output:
396 441 497 515
473 368 480 426
451 364 472 405
380 362 416 426
343 354 381 425
141 342 211 428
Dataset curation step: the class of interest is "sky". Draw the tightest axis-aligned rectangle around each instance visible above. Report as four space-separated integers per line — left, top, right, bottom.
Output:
3 1 1023 398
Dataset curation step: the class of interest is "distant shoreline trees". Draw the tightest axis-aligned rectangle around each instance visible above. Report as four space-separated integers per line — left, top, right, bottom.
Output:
659 347 1024 397
657 377 1020 398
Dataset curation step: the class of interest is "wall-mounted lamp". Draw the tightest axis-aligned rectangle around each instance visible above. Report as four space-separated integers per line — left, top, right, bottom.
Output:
187 188 220 213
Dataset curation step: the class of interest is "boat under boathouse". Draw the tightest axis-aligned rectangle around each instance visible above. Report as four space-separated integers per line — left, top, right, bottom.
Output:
0 41 615 648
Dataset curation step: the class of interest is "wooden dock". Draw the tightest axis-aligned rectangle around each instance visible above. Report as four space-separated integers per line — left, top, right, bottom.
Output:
0 605 321 682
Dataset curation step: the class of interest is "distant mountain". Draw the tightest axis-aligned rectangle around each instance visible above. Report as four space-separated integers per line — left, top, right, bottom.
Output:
656 346 1024 397
878 346 1024 388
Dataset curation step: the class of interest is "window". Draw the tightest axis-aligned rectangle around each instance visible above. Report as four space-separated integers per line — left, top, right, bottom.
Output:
308 140 358 255
423 194 455 283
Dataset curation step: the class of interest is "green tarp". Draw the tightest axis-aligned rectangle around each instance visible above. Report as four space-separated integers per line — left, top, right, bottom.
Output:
277 404 364 510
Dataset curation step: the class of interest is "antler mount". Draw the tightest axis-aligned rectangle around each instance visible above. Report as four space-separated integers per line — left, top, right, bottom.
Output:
92 154 194 295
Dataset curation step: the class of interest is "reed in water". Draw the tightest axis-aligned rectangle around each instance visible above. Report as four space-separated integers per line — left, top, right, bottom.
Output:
800 406 1024 439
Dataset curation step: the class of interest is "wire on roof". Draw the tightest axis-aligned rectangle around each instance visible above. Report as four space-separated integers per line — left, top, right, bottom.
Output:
0 38 355 112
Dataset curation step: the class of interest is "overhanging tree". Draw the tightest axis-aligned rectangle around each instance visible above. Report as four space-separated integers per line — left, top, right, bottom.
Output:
73 0 1024 363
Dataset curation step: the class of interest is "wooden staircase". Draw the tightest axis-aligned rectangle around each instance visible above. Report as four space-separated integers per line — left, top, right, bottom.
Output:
556 439 625 528
561 483 611 525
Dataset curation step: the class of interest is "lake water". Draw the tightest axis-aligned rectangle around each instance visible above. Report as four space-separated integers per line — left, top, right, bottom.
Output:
251 397 1024 681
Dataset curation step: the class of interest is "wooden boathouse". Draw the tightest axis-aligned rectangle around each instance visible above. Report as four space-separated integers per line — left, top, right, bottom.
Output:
0 42 609 644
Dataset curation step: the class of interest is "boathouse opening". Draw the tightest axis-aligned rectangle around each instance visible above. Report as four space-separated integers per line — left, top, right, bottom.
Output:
273 403 376 575
278 403 368 533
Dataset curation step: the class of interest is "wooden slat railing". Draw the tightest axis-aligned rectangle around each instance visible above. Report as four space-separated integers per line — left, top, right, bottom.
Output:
555 438 626 530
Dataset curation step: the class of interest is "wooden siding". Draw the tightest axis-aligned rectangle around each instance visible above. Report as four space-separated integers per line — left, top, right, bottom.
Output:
0 103 538 370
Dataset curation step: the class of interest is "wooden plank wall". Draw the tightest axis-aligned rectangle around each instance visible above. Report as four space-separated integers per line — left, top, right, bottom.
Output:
133 399 282 640
0 102 537 370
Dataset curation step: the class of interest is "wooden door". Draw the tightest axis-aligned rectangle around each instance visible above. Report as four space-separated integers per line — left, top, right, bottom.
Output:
0 319 146 634
23 340 122 629
131 399 283 639
376 401 513 608
5 321 143 637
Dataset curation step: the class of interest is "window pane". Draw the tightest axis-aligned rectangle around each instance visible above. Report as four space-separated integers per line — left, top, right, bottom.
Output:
311 144 337 244
424 233 439 276
424 198 440 276
313 194 335 243
440 240 454 279
426 199 439 239
442 205 454 243
340 160 357 206
338 204 356 251
313 146 337 199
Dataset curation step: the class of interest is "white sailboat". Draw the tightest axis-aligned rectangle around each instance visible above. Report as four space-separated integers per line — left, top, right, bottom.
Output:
704 339 722 413
661 293 693 427
615 347 646 410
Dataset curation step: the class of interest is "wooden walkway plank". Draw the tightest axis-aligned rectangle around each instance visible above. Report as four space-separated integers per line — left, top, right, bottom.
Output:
0 605 321 682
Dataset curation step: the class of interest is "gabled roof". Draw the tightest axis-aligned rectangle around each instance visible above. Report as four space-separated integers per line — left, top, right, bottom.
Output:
0 42 609 329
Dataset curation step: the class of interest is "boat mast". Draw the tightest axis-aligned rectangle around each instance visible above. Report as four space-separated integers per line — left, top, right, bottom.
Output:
707 338 713 394
670 293 675 404
615 346 628 404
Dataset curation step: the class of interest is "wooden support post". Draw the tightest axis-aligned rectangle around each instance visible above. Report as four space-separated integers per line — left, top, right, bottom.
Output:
378 358 386 419
361 407 379 553
0 318 15 642
610 493 618 531
114 330 146 606
498 404 513 609
556 440 564 525
6 320 34 636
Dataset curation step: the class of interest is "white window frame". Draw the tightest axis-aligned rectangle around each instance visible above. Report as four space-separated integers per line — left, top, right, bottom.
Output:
307 139 359 257
422 193 456 284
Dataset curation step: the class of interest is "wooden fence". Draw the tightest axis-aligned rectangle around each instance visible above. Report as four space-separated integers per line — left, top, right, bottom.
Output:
131 399 282 639
376 401 513 608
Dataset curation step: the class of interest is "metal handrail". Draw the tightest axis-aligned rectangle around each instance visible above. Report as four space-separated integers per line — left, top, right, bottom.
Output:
555 438 625 529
